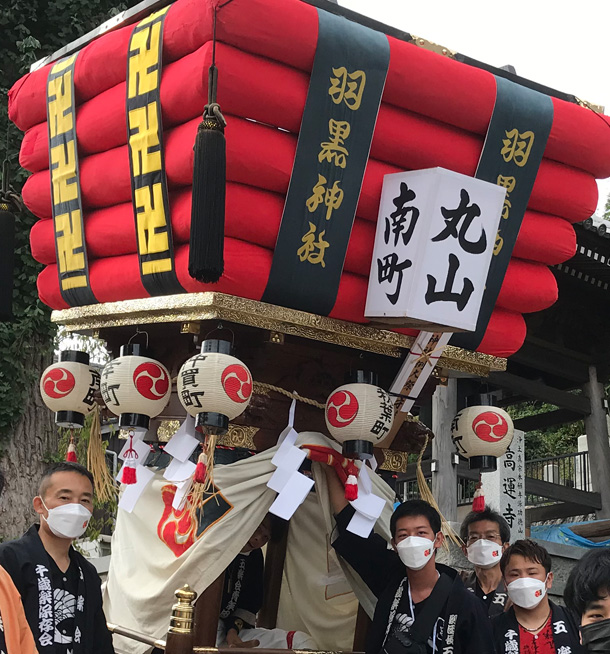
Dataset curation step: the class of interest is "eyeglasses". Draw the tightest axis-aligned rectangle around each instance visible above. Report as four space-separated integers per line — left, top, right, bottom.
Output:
467 533 502 545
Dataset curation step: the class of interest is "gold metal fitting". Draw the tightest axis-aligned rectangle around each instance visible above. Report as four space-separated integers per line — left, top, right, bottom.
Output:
169 585 197 634
181 322 200 335
268 330 285 344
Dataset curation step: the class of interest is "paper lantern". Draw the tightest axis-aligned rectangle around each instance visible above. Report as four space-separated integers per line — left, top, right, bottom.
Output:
325 374 394 459
40 350 100 428
451 405 514 471
100 344 171 432
177 339 253 436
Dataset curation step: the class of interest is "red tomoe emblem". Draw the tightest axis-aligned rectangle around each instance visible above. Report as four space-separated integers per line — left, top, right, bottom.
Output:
326 390 359 428
472 411 509 442
133 362 170 400
424 549 431 556
43 367 76 398
221 365 252 403
535 589 542 597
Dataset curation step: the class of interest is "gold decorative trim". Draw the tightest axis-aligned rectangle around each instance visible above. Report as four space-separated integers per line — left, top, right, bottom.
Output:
51 292 505 374
217 425 258 450
380 449 409 473
575 97 605 115
410 34 456 58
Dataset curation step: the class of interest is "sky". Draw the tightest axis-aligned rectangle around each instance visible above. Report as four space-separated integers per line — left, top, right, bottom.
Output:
339 0 610 215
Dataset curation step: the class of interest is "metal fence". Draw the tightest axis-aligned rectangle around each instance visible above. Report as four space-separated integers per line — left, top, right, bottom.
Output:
525 451 590 506
395 451 591 508
396 477 477 506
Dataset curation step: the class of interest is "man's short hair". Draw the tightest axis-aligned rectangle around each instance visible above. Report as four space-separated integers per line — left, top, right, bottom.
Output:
460 505 511 543
564 548 610 617
500 539 551 575
390 499 441 537
38 462 94 498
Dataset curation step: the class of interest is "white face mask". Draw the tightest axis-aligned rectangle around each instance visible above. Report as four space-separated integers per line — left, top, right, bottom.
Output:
467 539 503 569
506 575 548 609
395 536 436 571
41 499 92 540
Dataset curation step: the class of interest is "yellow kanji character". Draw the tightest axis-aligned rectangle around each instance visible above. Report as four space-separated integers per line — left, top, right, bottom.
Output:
318 119 351 168
328 67 366 110
501 129 535 167
297 222 330 267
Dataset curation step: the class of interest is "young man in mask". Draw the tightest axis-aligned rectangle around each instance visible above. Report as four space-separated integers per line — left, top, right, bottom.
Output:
324 465 494 654
460 505 511 616
564 548 610 652
493 539 584 653
0 462 115 654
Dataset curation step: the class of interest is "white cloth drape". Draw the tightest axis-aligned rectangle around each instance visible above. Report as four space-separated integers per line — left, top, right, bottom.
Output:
104 432 394 654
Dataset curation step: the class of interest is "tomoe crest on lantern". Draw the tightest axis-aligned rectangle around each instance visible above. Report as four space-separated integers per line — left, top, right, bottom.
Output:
325 374 394 460
100 344 171 432
451 405 514 471
40 350 100 428
177 339 253 437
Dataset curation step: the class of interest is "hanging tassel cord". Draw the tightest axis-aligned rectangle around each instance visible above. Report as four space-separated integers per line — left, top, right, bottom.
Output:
87 406 118 503
188 2 228 284
415 436 463 549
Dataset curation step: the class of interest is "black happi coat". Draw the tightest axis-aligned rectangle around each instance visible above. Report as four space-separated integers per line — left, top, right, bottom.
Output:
460 569 509 617
492 602 585 653
219 549 264 633
0 525 114 654
332 506 495 654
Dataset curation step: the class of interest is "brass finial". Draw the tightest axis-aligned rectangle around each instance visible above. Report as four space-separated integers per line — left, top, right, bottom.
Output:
169 585 198 634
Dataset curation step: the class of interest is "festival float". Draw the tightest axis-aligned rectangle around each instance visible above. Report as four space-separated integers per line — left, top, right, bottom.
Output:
7 0 610 650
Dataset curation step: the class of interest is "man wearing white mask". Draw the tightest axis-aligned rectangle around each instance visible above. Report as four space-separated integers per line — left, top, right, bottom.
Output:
324 466 493 654
0 462 115 654
460 505 511 616
492 539 584 653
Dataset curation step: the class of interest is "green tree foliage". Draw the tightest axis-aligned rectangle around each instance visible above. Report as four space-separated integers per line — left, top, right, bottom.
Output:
0 0 136 442
604 193 610 222
506 401 584 461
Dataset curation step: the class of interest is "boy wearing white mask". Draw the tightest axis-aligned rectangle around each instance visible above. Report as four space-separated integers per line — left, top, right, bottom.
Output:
492 539 584 653
459 505 511 616
0 462 115 654
324 466 493 654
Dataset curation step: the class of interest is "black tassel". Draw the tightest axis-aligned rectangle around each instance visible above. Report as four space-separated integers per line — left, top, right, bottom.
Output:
189 107 226 283
0 203 15 321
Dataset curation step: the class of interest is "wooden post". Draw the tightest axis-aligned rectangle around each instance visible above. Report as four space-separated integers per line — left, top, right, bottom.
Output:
193 572 224 646
165 585 197 654
583 365 610 519
352 603 371 652
431 378 458 521
257 523 289 628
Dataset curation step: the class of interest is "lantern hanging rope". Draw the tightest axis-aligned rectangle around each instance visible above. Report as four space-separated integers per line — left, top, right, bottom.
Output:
415 435 463 549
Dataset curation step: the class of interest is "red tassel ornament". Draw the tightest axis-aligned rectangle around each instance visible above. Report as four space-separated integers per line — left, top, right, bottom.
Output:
194 451 207 485
121 461 137 485
66 437 77 462
472 481 485 513
121 432 138 485
344 474 358 501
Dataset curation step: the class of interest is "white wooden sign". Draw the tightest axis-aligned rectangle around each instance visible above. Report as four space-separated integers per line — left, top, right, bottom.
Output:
481 429 526 540
365 167 506 332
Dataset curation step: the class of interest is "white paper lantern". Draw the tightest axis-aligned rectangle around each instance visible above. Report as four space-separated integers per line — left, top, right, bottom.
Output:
40 350 100 428
100 344 171 432
325 379 394 459
451 405 514 471
177 339 253 436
